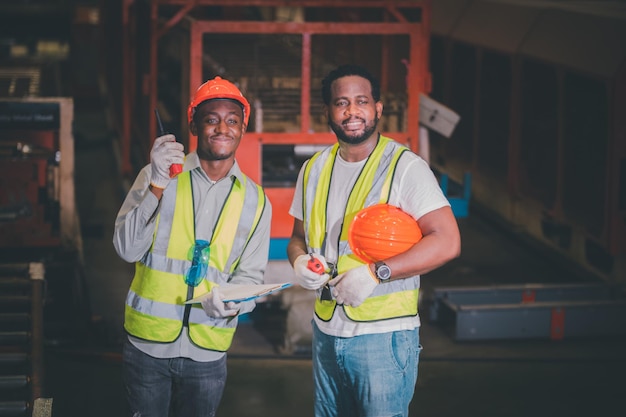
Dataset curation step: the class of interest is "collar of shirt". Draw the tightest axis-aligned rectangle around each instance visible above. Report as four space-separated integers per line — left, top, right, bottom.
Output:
184 152 245 184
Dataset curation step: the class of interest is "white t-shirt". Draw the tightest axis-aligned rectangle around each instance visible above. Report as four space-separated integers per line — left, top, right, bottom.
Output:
289 146 451 337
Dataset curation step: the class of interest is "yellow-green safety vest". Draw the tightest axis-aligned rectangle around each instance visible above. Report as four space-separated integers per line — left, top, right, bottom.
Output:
302 135 420 322
124 171 266 351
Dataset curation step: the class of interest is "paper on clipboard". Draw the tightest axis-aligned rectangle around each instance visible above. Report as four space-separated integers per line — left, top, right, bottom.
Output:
184 282 292 304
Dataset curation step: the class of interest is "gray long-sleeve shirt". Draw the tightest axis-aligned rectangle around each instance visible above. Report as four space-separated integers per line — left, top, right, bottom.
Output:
113 152 271 361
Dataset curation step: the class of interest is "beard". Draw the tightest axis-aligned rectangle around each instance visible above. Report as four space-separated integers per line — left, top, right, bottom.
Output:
328 116 379 145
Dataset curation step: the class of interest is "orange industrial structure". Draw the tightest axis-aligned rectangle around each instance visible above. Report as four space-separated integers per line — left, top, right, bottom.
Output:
113 0 432 255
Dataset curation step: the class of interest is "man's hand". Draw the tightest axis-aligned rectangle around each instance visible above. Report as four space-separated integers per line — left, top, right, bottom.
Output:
328 264 379 307
149 134 184 189
293 254 330 290
200 287 239 318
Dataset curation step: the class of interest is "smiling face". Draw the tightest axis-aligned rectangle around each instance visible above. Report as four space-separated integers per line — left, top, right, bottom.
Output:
190 99 247 162
325 75 383 145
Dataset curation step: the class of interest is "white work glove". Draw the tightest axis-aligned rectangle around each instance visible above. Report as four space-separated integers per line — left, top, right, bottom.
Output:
149 134 184 189
328 264 379 307
200 287 239 318
293 254 330 290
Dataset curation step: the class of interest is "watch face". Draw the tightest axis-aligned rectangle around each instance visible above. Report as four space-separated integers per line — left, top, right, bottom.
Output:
376 263 391 280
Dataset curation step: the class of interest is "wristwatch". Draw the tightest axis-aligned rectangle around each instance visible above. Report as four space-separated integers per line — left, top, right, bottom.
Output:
374 261 392 281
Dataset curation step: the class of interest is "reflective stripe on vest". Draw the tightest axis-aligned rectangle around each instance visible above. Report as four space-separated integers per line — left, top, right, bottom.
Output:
303 136 420 322
124 171 266 351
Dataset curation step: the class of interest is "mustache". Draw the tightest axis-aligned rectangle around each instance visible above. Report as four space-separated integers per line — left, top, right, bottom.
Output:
342 116 365 125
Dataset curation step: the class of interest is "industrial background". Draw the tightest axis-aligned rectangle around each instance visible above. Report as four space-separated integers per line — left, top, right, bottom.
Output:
0 0 625 416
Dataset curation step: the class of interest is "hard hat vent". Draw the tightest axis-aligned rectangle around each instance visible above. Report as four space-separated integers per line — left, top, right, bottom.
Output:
348 204 422 263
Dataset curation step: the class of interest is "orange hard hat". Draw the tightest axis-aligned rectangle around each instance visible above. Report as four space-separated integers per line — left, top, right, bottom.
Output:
187 76 251 125
348 203 422 263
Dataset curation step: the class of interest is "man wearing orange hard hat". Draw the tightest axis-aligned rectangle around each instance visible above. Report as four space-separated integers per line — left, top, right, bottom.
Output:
114 76 271 417
287 64 461 417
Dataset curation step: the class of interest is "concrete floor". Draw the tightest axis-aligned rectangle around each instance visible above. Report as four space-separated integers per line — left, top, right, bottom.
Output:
39 92 626 417
43 338 626 417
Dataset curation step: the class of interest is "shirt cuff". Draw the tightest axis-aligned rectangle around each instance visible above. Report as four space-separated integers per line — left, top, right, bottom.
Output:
141 188 161 224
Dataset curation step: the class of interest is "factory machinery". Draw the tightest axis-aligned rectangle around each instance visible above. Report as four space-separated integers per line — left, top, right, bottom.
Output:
0 97 87 416
0 2 98 413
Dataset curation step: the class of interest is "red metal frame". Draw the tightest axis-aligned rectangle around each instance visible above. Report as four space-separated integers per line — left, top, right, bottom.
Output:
187 20 427 148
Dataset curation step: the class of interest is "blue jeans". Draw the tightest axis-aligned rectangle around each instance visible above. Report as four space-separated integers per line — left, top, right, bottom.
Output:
312 322 421 417
122 339 227 417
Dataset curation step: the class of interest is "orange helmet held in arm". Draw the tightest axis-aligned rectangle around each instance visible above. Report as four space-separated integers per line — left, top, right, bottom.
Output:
348 204 423 263
187 76 251 125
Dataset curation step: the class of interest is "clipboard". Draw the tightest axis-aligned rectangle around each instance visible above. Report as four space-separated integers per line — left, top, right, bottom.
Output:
185 282 293 304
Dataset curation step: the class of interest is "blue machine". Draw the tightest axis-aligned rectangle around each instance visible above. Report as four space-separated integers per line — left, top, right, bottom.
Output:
438 171 471 219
